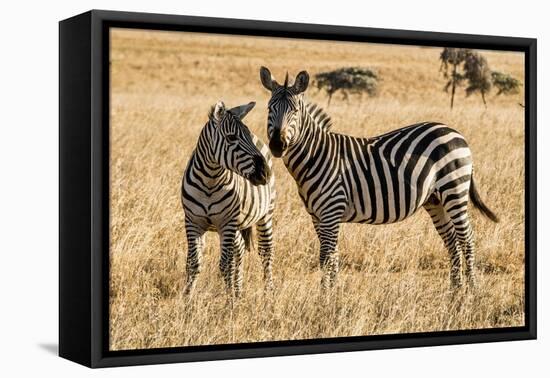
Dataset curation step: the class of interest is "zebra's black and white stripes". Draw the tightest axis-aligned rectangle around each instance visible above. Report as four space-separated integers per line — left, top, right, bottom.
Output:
260 67 498 290
181 101 276 297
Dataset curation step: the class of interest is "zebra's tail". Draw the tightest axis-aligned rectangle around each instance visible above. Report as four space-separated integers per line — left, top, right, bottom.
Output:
469 174 499 222
241 227 254 252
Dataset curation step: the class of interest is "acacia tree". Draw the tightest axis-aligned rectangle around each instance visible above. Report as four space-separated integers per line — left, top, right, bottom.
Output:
463 52 492 107
314 67 378 106
439 48 470 109
440 48 509 109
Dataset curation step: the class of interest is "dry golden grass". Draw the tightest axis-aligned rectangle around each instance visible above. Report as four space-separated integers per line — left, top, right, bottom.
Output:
109 28 525 350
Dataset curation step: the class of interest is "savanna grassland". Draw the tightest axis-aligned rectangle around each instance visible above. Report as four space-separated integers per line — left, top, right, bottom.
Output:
109 28 525 351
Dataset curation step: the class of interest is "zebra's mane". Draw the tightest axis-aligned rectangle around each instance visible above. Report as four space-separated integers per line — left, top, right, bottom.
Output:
304 101 333 132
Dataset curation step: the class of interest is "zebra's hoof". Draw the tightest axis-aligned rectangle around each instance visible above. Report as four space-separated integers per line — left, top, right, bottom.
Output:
183 284 195 296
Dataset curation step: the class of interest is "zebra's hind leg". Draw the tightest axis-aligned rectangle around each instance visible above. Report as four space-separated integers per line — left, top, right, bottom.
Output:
184 220 205 295
257 212 275 291
232 230 247 298
423 196 462 289
444 203 477 288
314 220 341 291
219 229 237 297
457 219 476 288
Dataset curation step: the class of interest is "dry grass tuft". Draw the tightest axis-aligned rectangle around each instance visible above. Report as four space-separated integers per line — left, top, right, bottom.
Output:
109 29 525 351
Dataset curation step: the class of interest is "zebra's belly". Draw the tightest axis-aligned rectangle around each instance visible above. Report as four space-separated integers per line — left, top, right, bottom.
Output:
341 182 434 225
236 209 268 229
182 167 275 232
183 198 270 231
184 208 267 232
342 205 426 225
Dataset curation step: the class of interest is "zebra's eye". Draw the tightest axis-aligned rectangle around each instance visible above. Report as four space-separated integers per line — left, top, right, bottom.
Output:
226 134 238 143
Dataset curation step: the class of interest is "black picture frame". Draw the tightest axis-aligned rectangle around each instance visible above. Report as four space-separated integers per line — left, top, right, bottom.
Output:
59 9 537 368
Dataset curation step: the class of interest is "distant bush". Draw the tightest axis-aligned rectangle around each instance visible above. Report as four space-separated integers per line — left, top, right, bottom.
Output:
491 71 522 95
314 67 378 106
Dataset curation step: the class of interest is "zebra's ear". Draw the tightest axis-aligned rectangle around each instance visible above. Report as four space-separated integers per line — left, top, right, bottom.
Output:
293 70 309 94
211 101 226 123
229 101 256 120
260 66 276 91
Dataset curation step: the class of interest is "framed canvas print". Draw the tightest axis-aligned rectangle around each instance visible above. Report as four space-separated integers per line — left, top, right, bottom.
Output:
59 10 536 368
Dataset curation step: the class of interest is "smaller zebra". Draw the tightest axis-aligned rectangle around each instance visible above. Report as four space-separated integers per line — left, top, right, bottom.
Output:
181 101 276 297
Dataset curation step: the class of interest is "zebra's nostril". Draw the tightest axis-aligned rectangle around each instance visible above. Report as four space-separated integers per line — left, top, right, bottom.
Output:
249 155 271 185
254 155 264 167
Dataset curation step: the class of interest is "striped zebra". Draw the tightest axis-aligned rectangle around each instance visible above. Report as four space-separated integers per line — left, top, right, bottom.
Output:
181 101 276 297
259 67 498 290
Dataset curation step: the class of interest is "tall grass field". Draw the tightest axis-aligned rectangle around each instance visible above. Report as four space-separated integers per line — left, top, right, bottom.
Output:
109 29 525 350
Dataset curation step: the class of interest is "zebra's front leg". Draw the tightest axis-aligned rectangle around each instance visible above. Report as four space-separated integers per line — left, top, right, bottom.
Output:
219 228 237 297
314 220 341 291
184 221 205 295
257 213 275 291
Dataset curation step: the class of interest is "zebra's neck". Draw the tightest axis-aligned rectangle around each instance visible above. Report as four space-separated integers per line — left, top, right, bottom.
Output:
302 101 333 132
283 101 338 184
286 100 330 144
190 124 233 187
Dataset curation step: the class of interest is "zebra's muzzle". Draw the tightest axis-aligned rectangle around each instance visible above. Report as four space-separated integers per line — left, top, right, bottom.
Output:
269 138 287 158
249 155 271 186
